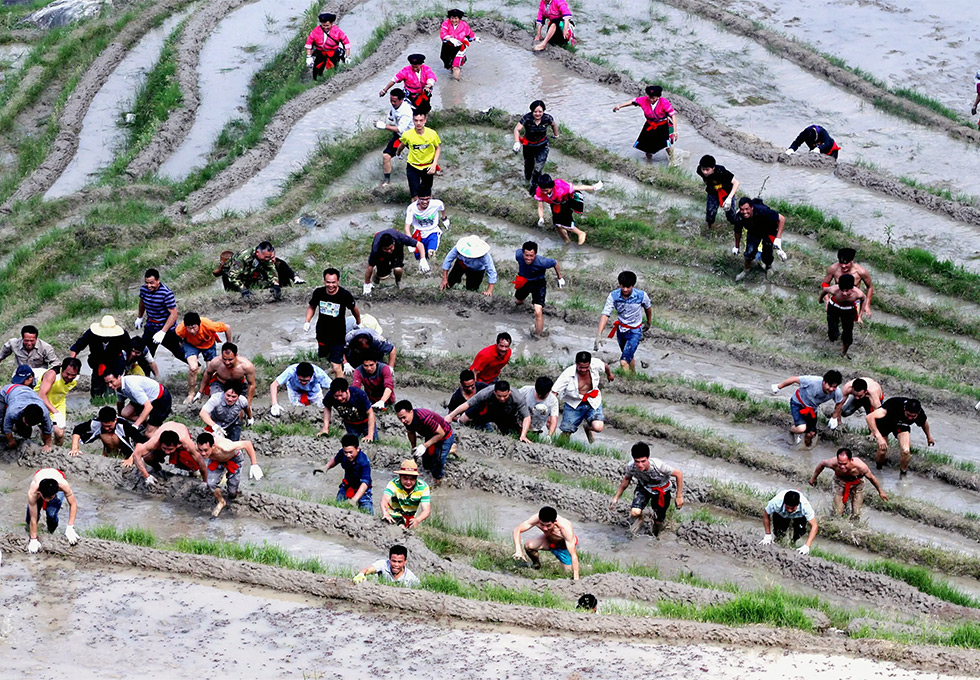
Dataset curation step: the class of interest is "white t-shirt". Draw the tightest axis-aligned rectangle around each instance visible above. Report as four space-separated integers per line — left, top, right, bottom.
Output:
387 100 414 135
119 375 164 404
406 199 445 238
371 558 420 587
518 384 558 432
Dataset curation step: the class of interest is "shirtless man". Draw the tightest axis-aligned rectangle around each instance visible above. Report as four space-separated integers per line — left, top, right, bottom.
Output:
25 468 79 553
123 422 208 487
195 432 263 517
70 406 146 457
552 350 615 443
822 247 874 319
819 274 866 357
512 505 579 580
810 447 887 520
828 377 883 430
193 342 257 413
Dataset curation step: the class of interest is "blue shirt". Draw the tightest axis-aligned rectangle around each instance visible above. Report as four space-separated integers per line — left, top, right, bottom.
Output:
441 247 497 284
275 364 331 394
332 449 372 489
515 250 557 281
326 386 372 423
601 289 652 327
790 375 843 409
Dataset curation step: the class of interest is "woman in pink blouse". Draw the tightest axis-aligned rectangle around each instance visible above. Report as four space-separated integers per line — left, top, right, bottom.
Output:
440 9 476 81
613 85 678 165
380 54 437 113
534 0 574 51
534 174 602 245
304 12 351 80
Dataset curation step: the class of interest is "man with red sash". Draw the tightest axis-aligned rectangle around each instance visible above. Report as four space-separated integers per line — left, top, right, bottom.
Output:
595 270 652 372
195 431 263 517
320 434 373 512
785 124 840 159
696 154 740 241
25 468 80 553
514 241 565 338
810 447 886 521
771 370 844 447
609 442 684 538
123 421 209 488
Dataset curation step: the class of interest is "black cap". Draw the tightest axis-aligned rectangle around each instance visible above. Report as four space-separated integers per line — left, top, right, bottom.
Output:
318 12 336 22
408 53 426 65
447 8 464 17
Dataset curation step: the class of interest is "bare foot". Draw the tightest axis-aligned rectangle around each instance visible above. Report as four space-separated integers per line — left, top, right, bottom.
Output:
211 497 226 517
585 428 595 444
533 42 546 51
577 231 587 245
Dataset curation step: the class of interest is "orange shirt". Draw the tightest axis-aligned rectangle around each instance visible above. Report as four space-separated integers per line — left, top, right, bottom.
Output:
175 318 228 349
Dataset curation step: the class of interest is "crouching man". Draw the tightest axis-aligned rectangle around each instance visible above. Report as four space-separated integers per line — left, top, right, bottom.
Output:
195 432 263 517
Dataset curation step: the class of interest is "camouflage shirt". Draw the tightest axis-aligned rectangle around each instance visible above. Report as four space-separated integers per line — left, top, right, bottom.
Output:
225 248 279 291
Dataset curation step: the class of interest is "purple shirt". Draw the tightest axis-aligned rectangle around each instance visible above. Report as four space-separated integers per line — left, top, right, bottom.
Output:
406 408 451 441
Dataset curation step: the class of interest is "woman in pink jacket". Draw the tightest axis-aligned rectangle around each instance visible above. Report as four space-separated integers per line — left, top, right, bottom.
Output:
534 0 574 51
304 12 351 80
613 85 678 165
380 54 437 113
440 9 476 81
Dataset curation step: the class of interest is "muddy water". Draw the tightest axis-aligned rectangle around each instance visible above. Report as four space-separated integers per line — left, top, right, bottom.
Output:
156 0 311 179
42 9 193 199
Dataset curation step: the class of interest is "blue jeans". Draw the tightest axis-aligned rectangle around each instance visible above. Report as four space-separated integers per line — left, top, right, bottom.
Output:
26 492 63 533
337 483 374 513
559 402 604 434
617 327 642 363
421 431 456 479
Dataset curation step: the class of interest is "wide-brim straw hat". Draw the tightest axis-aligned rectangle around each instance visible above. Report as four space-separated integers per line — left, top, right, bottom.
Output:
91 315 124 337
456 235 490 259
395 459 420 476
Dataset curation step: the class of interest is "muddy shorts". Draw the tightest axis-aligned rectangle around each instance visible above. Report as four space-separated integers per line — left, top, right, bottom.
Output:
559 401 603 434
515 278 547 306
286 385 324 407
207 451 245 495
632 486 671 522
790 399 817 433
182 342 218 362
772 514 807 543
616 326 642 363
26 492 63 533
548 534 578 565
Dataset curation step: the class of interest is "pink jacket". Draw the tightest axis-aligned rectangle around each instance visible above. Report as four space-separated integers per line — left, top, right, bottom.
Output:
537 0 572 23
535 178 574 205
305 24 350 51
634 96 674 122
440 19 475 42
393 64 437 94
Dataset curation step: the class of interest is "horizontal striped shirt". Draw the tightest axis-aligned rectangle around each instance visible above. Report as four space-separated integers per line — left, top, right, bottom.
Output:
383 478 430 517
139 283 177 326
405 408 451 441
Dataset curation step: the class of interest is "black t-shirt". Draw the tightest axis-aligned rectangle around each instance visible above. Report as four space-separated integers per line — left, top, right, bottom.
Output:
696 164 735 196
878 397 927 433
448 381 488 411
309 286 356 342
519 112 554 146
739 200 781 237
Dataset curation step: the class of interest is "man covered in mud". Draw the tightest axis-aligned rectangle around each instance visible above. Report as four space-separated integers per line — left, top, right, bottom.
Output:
819 274 866 357
821 247 874 319
381 459 431 528
785 124 840 159
220 241 282 301
519 377 559 437
319 378 375 441
25 468 80 554
363 228 428 294
344 327 396 371
200 380 251 442
810 447 887 521
70 405 146 458
305 267 360 378
195 342 257 412
105 369 172 436
760 489 818 555
512 506 579 580
514 240 565 339
446 380 531 443
553 350 614 443
195 431 263 517
595 270 651 372
377 88 414 187
270 361 331 416
123 421 209 487
320 433 373 512
1 364 53 452
866 397 934 478
609 442 684 538
771 370 844 447
0 324 58 370
696 155 740 237
470 332 512 384
828 377 884 431
353 544 420 586
734 197 786 281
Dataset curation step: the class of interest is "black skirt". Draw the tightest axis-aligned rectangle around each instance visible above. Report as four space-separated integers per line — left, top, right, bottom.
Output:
634 119 670 154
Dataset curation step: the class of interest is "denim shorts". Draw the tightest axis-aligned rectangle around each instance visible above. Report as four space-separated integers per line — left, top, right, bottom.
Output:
559 401 604 433
182 342 218 362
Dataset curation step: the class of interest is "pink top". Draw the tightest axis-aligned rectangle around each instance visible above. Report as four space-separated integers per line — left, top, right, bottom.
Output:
440 19 475 42
305 25 350 51
393 64 437 94
535 178 574 204
634 95 674 122
537 0 572 22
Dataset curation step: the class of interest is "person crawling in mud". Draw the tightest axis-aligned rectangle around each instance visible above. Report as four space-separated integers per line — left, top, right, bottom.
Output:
320 433 373 512
0 364 53 452
785 124 840 159
822 247 874 320
25 468 79 554
195 342 257 411
446 380 532 443
866 397 934 478
810 447 887 521
195 431 263 517
70 405 146 458
771 370 844 447
304 12 350 81
512 505 579 580
353 544 420 586
552 350 614 443
200 380 251 442
344 327 396 372
734 197 786 281
533 0 574 51
696 155 740 237
760 489 817 555
515 241 565 339
105 369 172 437
363 228 428 294
609 442 684 538
218 241 282 302
270 361 331 416
827 377 884 431
381 459 430 528
441 235 497 296
819 274 865 358
595 270 651 372
613 85 677 165
123 421 208 488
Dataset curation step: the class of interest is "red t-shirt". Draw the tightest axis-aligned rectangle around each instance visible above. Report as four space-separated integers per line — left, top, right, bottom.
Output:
470 345 511 383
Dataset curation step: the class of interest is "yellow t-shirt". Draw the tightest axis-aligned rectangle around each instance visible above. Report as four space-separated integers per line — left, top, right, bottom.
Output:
399 127 441 169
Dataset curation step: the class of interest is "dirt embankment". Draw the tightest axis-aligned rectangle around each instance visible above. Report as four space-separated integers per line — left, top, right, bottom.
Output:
0 0 196 213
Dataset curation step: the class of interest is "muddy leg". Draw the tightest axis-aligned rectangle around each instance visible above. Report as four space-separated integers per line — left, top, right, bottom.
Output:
185 356 200 403
556 226 571 243
212 488 226 517
534 22 557 50
525 546 541 568
533 304 545 337
452 66 461 81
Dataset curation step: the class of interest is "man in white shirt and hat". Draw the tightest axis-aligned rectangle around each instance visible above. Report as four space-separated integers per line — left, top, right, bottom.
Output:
440 235 497 296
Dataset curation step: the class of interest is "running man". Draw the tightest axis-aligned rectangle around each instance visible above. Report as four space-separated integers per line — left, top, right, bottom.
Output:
199 381 251 441
123 421 209 487
0 324 58 370
613 85 677 164
819 274 866 357
269 361 331 416
25 468 79 553
376 89 414 187
515 240 565 338
470 332 512 383
195 431 263 517
822 247 874 319
771 370 844 447
353 544 420 586
595 270 652 372
321 433 373 512
696 154 740 236
534 174 602 245
305 267 360 377
105 370 172 436
810 447 887 521
379 53 437 113
513 100 559 196
439 9 476 80
552 350 615 443
512 506 579 580
404 194 449 261
866 397 934 477
395 399 455 483
399 112 441 200
35 357 80 446
70 406 146 458
134 268 185 362
785 125 840 159
1 365 53 451
304 12 350 80
735 197 786 281
195 343 257 410
381 459 431 528
174 312 231 404
609 442 684 537
760 489 818 555
440 235 497 295
533 0 574 51
320 378 375 441
828 377 883 430
363 228 428 294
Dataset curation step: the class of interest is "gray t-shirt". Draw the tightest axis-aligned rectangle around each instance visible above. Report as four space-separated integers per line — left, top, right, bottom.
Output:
0 383 53 435
202 392 248 429
371 558 420 587
119 375 164 405
791 375 843 409
469 384 530 420
518 385 558 432
625 458 673 492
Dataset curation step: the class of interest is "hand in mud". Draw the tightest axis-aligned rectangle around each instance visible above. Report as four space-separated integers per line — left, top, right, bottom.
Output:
270 404 282 418
121 456 134 468
759 534 774 546
65 526 79 545
41 444 52 453
69 448 81 457
271 285 282 301
674 494 684 509
241 289 254 303
796 544 810 555
383 515 395 525
927 437 935 447
28 539 40 554
878 490 888 502
827 417 839 431
315 429 330 438
144 474 157 488
512 550 525 562
481 289 493 297
608 499 617 511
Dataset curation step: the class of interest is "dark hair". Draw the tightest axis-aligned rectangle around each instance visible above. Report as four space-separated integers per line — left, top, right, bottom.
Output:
341 434 359 448
390 87 405 99
379 233 395 249
98 406 117 422
394 399 413 413
323 267 340 279
823 370 842 386
221 342 238 355
851 378 867 392
407 53 425 65
318 12 336 22
297 362 315 378
522 241 538 253
102 367 121 379
645 85 663 97
837 247 856 264
617 270 637 287
413 110 428 119
360 354 382 365
538 506 558 523
22 404 43 425
904 398 922 414
256 241 274 253
224 381 243 396
38 478 59 499
738 196 753 207
576 593 598 611
529 99 546 112
838 274 855 290
783 490 801 507
130 337 147 353
183 312 201 326
159 430 180 447
144 268 160 280
537 174 555 188
496 332 512 344
353 333 372 349
631 442 650 459
389 544 408 558
699 154 716 169
61 357 81 372
535 376 554 395
21 325 38 337
494 380 511 392
459 369 475 382
196 432 214 446
836 447 853 459
575 350 591 364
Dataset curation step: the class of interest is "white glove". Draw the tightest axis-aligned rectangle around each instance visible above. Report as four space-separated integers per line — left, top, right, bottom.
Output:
192 391 202 403
513 141 522 153
537 217 545 227
212 425 226 438
374 120 387 130
797 544 811 555
975 400 980 411
448 37 461 46
731 246 739 256
810 146 821 154
363 283 373 295
65 526 79 545
28 538 40 553
828 417 839 431
776 246 788 262
144 474 156 487
246 417 255 427
353 572 366 584
593 180 603 192
134 317 144 329
303 321 311 333
152 330 165 344
249 464 264 481
557 277 566 289
759 534 774 545
784 148 795 156
419 258 431 274
441 217 450 229
413 443 427 460
372 400 386 409
270 404 282 417
722 197 731 210
770 384 780 394
306 55 314 67
773 238 782 249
